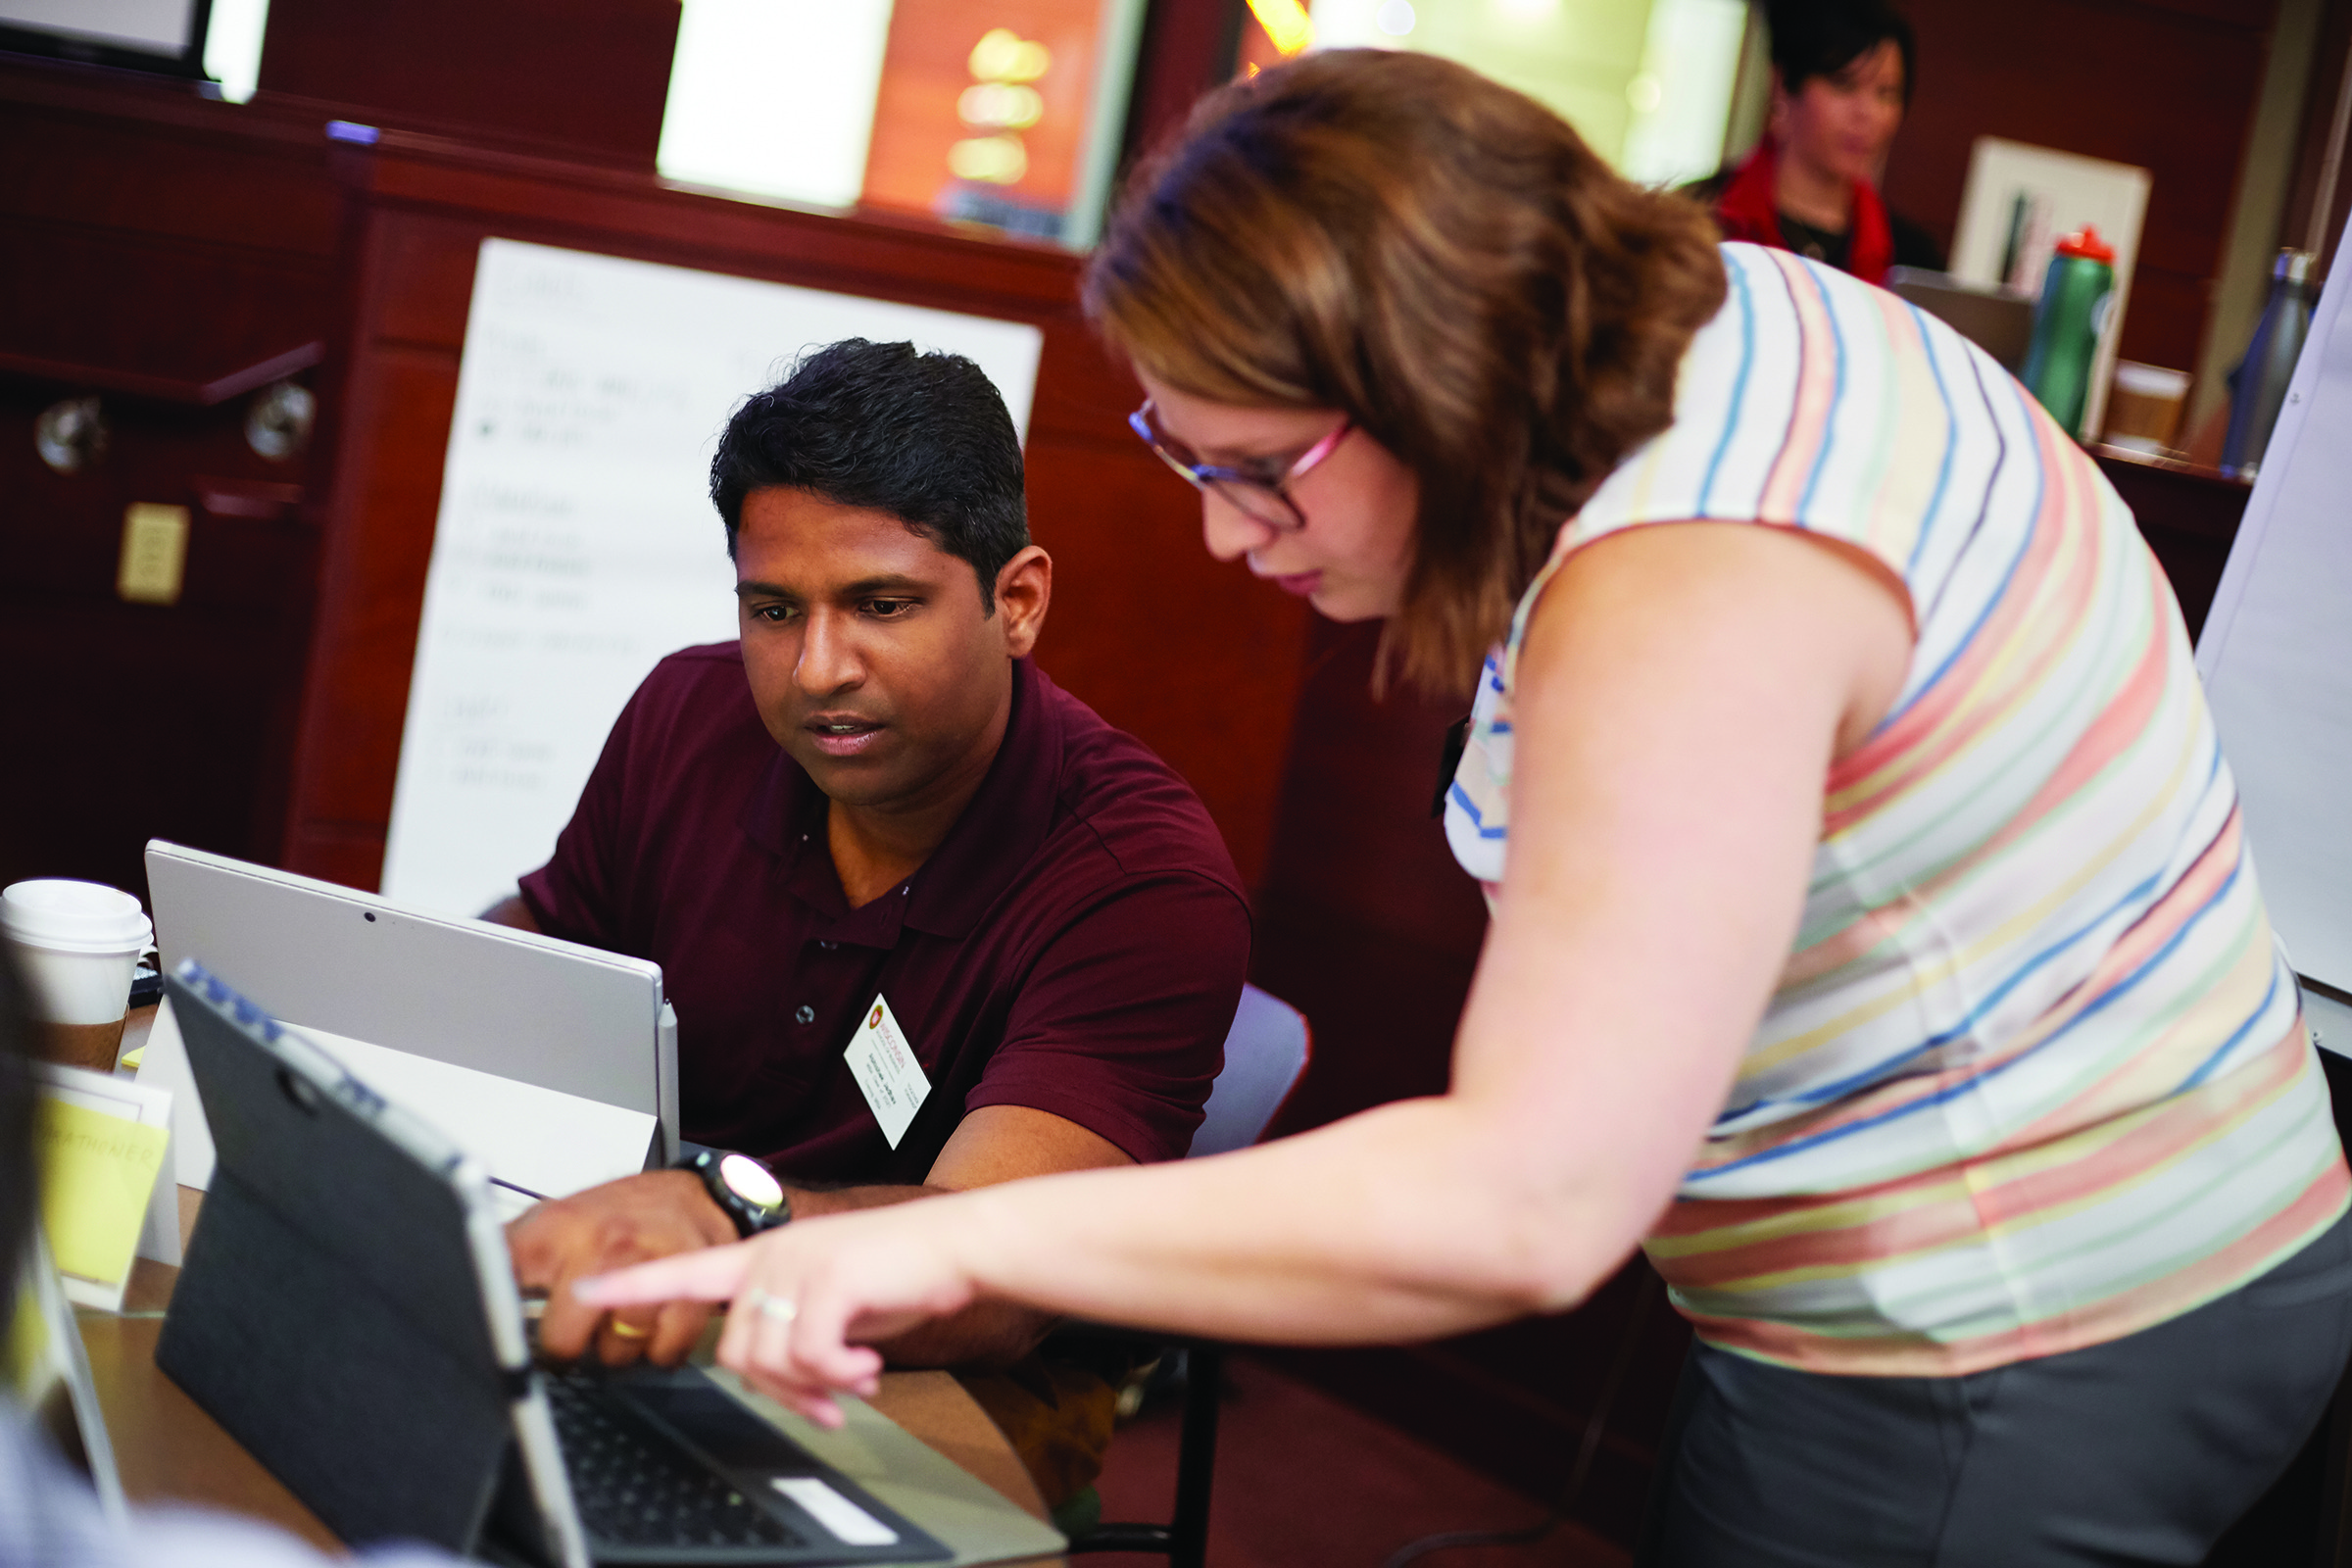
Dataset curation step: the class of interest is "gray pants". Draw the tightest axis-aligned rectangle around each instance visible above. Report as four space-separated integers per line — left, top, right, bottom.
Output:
1638 1209 2352 1566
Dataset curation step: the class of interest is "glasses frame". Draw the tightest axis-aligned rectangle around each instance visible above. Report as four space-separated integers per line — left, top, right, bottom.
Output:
1127 399 1351 532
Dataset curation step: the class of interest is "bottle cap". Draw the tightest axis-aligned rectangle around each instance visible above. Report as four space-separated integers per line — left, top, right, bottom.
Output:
2054 226 2116 264
2277 248 2315 284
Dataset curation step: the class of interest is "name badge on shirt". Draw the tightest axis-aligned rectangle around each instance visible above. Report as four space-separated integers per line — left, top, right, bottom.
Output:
844 993 931 1150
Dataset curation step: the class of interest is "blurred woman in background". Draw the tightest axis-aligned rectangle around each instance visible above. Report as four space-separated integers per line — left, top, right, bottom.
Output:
1696 0 1944 280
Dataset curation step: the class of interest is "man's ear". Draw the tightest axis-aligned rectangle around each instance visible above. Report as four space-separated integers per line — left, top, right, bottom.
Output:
993 546 1052 660
1766 68 1790 145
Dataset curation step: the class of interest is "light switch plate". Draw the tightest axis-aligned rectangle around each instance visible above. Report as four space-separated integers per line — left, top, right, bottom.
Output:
118 504 190 606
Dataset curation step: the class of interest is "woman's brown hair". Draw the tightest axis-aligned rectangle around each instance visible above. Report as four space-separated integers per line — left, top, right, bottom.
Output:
1085 50 1727 697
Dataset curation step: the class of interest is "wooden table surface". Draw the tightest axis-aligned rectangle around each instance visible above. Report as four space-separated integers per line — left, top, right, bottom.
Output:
79 1215 1057 1562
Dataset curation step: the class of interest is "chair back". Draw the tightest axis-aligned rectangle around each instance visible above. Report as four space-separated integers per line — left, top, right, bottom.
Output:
1189 985 1310 1158
1063 986 1308 1563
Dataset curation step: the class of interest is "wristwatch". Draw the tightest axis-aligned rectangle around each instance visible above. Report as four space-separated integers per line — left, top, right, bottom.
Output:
677 1149 792 1238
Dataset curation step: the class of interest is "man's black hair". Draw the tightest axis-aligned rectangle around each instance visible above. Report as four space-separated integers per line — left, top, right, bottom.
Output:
710 339 1029 612
1767 0 1917 108
0 950 37 1344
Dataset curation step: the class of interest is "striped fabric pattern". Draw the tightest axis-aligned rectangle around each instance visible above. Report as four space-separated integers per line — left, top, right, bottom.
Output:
1446 243 2348 1375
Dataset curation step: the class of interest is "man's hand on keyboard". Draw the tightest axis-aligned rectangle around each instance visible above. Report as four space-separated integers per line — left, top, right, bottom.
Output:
509 1172 741 1367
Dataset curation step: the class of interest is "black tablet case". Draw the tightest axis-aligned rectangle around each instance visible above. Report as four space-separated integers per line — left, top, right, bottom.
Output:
155 968 515 1551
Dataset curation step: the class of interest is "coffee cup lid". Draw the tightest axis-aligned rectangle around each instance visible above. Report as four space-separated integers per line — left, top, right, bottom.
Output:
0 880 154 955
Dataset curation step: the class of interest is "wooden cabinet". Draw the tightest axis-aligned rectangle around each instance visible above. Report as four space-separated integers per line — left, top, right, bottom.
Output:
0 65 338 900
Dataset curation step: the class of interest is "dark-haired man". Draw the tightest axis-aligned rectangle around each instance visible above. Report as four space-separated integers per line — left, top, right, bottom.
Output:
486 339 1249 1505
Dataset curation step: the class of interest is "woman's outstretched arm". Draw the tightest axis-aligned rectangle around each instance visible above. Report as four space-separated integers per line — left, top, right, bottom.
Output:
579 520 1913 1424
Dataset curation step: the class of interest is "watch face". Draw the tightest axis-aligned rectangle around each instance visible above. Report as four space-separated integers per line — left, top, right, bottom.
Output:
717 1152 784 1214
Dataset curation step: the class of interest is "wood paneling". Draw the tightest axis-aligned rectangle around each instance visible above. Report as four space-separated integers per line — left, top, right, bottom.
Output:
2278 0 2352 274
255 0 679 169
2118 266 2219 377
0 594 315 900
0 226 329 397
1885 0 2278 371
278 129 1308 891
1249 620 1487 1136
1023 442 1309 882
0 74 337 395
289 344 461 834
2092 447 2253 639
0 74 336 247
1244 618 1687 1550
0 60 337 903
1120 0 1247 163
1270 1263 1690 1548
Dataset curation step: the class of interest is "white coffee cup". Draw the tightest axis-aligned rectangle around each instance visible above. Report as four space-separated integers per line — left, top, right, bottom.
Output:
2 881 154 1069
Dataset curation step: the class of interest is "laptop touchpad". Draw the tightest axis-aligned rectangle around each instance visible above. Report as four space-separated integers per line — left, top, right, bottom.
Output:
626 1378 823 1474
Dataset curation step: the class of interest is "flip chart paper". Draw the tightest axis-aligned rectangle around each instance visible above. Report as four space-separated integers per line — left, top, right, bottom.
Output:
2198 232 2352 998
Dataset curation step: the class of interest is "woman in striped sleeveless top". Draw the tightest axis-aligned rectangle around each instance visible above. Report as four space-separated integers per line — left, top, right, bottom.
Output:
580 50 2352 1564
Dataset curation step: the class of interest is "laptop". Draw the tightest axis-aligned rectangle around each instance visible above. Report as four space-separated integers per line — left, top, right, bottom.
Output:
145 841 678 1165
156 959 949 1567
1883 267 2036 374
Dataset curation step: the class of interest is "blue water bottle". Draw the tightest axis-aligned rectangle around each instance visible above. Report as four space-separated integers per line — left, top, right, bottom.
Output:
2220 249 2315 478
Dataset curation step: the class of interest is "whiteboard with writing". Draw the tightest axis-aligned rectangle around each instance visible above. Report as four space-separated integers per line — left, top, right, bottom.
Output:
2196 247 2352 997
380 239 1044 915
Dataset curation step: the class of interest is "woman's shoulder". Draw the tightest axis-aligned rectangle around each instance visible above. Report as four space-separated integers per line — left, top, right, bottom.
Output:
1685 241 1959 391
1562 239 2018 600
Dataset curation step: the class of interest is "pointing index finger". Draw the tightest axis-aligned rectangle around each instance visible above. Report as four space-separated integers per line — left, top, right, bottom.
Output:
573 1240 752 1307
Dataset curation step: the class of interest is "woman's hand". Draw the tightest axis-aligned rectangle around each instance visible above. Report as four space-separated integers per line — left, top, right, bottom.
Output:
573 1202 985 1427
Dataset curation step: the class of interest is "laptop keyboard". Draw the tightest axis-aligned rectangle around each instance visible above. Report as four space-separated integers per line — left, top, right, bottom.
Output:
544 1373 810 1550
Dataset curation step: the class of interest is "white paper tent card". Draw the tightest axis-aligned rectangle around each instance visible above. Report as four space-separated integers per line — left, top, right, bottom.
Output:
32 1063 175 1311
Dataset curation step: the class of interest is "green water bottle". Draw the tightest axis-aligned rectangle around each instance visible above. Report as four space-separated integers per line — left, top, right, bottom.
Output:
2021 226 2116 439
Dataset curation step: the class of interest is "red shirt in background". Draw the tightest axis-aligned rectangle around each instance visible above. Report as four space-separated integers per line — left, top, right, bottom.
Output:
519 645 1249 1183
1710 141 1894 285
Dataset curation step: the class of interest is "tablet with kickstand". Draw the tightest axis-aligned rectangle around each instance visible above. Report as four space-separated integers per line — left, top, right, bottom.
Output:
156 959 949 1567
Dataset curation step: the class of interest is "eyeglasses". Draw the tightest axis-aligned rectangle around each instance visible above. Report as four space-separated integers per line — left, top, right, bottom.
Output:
1127 399 1351 532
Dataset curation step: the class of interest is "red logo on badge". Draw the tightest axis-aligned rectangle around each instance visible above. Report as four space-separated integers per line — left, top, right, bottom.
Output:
869 1004 883 1029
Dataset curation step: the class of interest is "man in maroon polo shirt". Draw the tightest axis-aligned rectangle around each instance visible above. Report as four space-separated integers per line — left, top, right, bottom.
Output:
481 340 1250 1506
